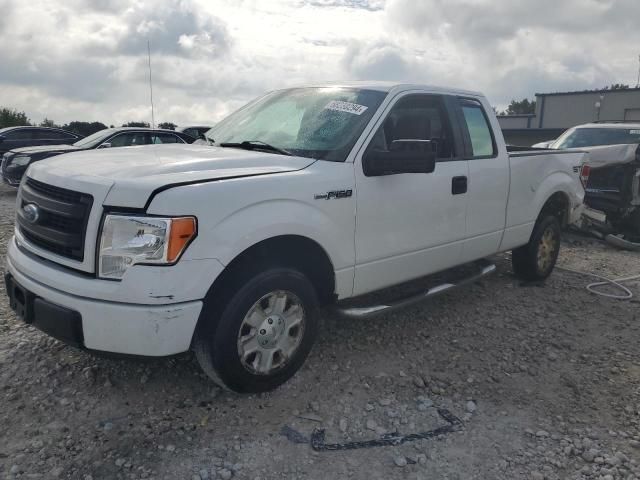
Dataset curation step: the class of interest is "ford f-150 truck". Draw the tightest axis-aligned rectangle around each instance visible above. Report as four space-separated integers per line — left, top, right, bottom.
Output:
4 83 586 393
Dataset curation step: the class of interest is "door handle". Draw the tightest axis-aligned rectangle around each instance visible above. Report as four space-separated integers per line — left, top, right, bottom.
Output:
451 176 467 195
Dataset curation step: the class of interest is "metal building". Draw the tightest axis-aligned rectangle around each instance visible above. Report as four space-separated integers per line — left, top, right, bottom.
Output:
498 87 640 146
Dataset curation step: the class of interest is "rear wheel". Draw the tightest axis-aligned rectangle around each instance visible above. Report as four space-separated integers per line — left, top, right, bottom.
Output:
194 267 319 393
512 216 561 281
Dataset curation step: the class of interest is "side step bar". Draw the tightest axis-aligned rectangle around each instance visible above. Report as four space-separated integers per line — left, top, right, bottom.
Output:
334 260 497 320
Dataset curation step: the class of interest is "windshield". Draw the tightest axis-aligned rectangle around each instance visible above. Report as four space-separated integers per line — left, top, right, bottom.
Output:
73 128 115 148
205 87 387 162
554 127 640 149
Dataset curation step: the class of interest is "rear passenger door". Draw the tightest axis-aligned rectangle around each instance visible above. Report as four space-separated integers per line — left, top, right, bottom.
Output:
353 92 469 295
454 97 510 262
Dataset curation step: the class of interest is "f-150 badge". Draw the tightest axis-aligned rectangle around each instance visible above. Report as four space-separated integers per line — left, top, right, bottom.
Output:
314 189 353 200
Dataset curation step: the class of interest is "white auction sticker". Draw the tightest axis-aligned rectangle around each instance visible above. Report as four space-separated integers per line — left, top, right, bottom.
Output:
324 100 368 115
630 129 640 134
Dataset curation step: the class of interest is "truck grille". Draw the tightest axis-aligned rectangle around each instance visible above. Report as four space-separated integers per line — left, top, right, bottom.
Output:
17 178 93 261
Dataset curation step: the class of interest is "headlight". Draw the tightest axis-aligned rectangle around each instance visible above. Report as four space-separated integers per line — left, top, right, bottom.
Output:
7 155 30 169
98 214 197 279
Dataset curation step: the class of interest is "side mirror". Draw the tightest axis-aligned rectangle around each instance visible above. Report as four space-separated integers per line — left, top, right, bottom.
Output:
363 139 436 177
98 142 112 149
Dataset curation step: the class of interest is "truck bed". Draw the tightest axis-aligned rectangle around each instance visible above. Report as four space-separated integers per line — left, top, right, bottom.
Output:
498 148 587 252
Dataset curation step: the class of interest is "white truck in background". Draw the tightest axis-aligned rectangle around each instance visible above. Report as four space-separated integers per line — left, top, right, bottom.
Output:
5 83 586 392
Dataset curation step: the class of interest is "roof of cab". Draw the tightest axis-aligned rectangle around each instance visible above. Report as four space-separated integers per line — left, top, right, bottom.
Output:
282 81 483 97
574 122 640 129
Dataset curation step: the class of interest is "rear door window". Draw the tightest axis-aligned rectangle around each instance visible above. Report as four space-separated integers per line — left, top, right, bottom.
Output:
107 132 149 147
5 129 34 140
458 99 496 158
40 130 73 140
151 133 182 144
31 129 53 140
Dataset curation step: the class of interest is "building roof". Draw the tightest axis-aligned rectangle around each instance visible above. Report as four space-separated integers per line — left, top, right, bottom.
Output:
535 87 640 97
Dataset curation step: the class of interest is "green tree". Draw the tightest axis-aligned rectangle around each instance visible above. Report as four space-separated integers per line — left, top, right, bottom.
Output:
157 122 176 130
0 107 31 128
61 121 108 137
505 98 536 115
605 83 630 90
122 121 150 128
40 118 59 128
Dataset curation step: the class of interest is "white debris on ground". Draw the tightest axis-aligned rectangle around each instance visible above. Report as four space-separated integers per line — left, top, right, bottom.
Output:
0 183 639 480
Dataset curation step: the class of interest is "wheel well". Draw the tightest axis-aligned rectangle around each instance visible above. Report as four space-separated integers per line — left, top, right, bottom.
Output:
539 192 569 226
209 235 336 305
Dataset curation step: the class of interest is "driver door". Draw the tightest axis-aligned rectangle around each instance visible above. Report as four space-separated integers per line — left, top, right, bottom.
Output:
353 93 469 295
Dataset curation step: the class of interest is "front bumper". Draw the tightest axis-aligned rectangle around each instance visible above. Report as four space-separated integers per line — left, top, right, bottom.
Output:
6 273 84 347
4 237 222 356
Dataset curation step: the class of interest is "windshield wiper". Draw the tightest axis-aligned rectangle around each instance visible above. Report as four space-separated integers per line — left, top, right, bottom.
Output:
219 140 292 156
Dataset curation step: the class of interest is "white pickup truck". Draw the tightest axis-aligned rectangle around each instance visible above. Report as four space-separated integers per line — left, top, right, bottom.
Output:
5 83 586 392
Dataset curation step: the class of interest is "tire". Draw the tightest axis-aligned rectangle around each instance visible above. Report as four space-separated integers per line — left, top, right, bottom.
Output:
194 267 319 393
512 216 561 281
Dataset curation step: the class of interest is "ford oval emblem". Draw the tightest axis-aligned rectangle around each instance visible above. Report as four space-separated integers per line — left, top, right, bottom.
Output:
22 203 40 224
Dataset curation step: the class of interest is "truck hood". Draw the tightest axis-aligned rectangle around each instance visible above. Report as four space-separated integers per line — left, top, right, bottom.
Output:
27 144 317 208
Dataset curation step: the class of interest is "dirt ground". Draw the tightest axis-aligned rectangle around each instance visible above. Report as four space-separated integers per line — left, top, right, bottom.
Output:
0 183 639 480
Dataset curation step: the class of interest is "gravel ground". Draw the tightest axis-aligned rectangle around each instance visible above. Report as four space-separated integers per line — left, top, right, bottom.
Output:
1 183 639 480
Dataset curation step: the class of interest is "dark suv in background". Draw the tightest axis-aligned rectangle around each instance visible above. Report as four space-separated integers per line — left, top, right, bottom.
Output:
177 125 213 140
0 126 81 155
1 127 195 186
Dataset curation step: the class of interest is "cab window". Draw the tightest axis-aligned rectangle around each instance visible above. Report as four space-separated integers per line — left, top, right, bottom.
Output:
366 94 456 160
458 99 496 158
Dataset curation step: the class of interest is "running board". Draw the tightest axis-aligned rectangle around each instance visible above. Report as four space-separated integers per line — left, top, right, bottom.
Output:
334 260 497 319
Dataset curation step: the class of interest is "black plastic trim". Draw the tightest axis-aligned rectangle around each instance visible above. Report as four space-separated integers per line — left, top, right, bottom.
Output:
33 298 84 348
4 273 84 348
18 179 93 261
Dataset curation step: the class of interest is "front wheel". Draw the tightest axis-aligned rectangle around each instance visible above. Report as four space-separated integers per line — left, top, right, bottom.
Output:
194 267 319 393
512 216 561 281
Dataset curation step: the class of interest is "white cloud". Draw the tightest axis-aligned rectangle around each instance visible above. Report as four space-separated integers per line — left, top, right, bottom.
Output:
0 0 638 126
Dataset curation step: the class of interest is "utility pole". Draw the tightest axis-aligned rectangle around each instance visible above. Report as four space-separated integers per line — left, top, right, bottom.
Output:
147 40 155 129
636 54 640 88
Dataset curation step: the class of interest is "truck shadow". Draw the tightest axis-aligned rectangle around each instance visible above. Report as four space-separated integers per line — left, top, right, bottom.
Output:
38 257 516 403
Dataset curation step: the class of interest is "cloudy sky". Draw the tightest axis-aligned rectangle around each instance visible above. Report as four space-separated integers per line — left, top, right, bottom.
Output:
0 0 639 126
